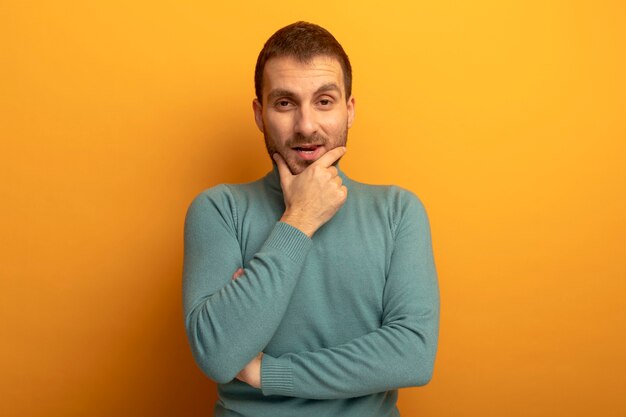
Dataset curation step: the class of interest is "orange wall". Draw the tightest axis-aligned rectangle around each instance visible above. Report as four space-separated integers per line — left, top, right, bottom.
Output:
1 1 625 416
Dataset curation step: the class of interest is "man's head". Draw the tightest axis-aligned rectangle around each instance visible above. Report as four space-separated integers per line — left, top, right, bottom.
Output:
254 22 352 102
253 22 355 175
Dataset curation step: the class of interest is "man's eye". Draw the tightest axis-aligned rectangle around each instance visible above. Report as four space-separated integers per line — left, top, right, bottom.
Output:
319 99 331 106
277 100 291 107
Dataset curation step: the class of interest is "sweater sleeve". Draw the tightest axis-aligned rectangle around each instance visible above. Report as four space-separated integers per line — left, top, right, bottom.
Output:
260 192 439 399
183 186 313 384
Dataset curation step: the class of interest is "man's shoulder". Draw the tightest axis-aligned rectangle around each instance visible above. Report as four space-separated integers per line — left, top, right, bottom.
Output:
192 175 269 202
186 173 276 217
347 178 429 230
348 178 423 207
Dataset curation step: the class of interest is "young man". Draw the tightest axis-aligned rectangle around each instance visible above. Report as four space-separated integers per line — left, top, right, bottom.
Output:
183 21 439 417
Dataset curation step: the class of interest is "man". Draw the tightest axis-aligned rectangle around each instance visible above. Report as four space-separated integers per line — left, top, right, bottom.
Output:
183 21 439 417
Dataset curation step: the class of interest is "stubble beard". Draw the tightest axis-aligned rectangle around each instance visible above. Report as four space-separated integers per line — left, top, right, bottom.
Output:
263 126 349 175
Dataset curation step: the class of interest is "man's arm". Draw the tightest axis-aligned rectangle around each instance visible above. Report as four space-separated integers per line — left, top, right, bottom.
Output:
239 191 439 399
183 148 347 384
183 194 311 384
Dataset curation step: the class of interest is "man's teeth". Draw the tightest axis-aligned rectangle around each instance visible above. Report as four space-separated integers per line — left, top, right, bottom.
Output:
295 146 318 153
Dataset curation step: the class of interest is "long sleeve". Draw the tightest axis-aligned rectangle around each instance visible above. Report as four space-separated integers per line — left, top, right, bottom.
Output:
182 185 313 384
260 192 439 399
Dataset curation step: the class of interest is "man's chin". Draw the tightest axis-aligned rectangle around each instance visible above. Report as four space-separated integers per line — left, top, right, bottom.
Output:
287 153 345 175
287 159 313 175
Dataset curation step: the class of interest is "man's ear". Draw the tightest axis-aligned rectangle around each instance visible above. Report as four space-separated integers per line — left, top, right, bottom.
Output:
346 96 356 128
252 98 264 132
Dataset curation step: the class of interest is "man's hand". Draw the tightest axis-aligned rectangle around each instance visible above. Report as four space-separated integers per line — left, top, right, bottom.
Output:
274 147 348 237
231 267 244 281
236 352 263 389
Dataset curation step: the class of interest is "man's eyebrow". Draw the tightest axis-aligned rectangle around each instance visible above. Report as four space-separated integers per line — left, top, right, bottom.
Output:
267 89 295 102
266 83 343 102
314 82 342 97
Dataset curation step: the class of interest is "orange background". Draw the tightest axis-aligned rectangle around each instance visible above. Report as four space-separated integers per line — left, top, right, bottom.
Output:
1 1 625 416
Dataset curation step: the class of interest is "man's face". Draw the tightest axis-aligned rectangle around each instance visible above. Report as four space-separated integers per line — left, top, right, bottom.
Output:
253 55 355 175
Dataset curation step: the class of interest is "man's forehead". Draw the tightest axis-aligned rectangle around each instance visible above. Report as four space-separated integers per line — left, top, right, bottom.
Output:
262 55 345 97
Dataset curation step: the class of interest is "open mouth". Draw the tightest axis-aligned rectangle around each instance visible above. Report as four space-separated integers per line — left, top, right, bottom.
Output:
293 145 320 153
292 145 323 160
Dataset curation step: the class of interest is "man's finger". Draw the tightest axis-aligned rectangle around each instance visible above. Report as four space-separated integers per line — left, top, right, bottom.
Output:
312 146 346 168
231 268 244 281
273 153 293 181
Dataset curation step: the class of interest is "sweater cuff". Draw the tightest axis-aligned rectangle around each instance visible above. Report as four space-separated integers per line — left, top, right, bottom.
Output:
261 354 294 397
262 221 312 264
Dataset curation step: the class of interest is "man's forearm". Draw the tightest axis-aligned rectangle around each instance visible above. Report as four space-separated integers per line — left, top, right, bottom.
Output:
245 191 439 399
258 305 438 399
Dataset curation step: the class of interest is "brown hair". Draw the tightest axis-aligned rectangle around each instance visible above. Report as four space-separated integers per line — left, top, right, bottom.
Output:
254 21 352 102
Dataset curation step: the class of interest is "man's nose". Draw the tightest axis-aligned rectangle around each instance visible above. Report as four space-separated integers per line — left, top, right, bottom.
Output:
294 104 318 137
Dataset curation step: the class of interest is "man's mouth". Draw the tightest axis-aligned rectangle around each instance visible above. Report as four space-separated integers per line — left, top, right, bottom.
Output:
292 145 323 160
293 145 320 153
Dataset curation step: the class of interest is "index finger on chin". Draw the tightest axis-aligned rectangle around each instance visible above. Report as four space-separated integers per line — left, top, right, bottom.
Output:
313 146 346 168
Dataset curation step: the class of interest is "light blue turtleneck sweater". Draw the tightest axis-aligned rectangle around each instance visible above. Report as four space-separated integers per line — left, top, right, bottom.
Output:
183 167 439 417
